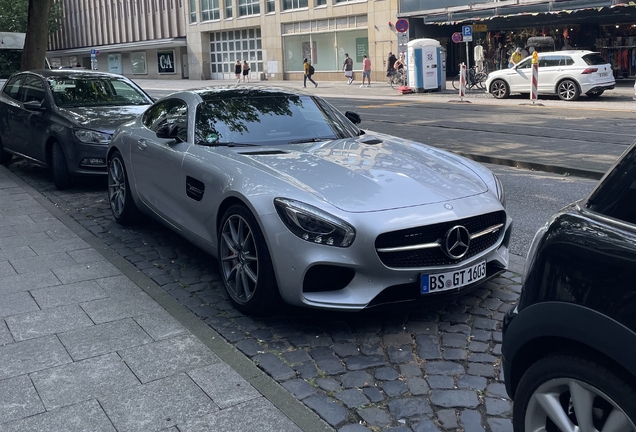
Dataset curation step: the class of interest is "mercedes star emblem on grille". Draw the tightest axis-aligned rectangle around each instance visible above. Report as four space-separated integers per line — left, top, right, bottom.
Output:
443 225 471 259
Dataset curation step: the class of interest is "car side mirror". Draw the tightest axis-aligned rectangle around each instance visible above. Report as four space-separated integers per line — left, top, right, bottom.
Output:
156 122 182 143
23 100 45 111
345 111 361 125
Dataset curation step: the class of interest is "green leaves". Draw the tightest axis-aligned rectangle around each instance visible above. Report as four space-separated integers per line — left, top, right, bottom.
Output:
0 0 61 34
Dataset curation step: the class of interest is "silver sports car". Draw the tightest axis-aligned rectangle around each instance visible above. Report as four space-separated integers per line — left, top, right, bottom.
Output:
107 86 511 313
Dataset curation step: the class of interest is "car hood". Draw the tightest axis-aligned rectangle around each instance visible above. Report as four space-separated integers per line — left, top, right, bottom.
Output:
234 134 490 212
59 105 149 133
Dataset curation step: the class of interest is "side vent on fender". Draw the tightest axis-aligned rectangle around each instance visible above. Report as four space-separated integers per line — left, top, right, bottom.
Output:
186 176 205 201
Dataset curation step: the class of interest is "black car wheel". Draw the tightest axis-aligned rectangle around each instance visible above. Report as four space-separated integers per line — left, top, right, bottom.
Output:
513 353 636 432
491 79 510 99
108 150 142 225
218 204 279 314
51 142 72 190
0 138 13 165
557 79 580 101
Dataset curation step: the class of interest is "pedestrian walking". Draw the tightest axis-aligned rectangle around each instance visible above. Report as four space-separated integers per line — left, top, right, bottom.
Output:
342 53 354 85
242 60 251 82
386 51 397 77
234 60 242 83
303 58 317 88
361 54 371 87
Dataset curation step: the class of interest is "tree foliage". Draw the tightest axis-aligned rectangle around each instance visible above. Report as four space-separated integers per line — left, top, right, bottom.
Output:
0 0 62 34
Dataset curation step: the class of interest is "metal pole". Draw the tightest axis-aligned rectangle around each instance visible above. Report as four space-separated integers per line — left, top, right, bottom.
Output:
465 41 470 74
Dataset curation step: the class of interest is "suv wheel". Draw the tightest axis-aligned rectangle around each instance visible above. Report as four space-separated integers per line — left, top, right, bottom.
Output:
514 353 636 432
557 79 580 101
490 79 510 99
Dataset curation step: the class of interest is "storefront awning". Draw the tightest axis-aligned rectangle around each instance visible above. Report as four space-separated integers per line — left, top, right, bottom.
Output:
399 0 632 24
47 37 187 57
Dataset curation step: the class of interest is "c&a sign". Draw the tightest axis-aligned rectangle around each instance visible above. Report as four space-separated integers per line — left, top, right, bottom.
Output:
157 51 176 73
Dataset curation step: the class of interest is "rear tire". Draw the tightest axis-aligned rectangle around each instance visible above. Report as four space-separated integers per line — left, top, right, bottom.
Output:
0 138 13 165
513 353 636 432
51 142 72 190
108 150 142 225
218 204 280 315
557 79 580 101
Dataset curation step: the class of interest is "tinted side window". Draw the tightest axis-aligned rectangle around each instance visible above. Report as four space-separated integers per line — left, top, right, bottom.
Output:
517 58 531 69
22 76 46 103
3 75 24 100
142 99 188 140
539 56 560 67
582 54 609 66
562 56 575 66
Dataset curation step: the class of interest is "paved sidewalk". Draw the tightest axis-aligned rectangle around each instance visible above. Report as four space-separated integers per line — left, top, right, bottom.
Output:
0 166 331 432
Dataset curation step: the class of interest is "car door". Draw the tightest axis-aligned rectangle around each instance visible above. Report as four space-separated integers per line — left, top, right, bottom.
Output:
20 75 50 163
507 57 532 93
537 55 562 93
0 75 26 152
129 98 191 226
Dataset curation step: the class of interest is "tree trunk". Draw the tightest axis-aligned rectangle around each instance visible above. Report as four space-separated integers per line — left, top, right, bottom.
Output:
21 0 53 71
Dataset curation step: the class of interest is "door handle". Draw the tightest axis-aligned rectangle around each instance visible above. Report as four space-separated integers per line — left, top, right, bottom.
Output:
137 139 147 150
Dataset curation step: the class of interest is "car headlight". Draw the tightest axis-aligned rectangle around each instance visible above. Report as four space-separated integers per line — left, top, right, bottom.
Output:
274 198 356 247
73 128 111 144
494 174 505 207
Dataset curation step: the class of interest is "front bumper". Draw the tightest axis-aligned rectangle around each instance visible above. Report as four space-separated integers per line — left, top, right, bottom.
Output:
66 140 109 176
262 195 511 311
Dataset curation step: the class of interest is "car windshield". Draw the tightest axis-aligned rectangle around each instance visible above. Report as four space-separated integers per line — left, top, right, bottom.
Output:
582 54 609 66
195 94 360 146
47 77 151 107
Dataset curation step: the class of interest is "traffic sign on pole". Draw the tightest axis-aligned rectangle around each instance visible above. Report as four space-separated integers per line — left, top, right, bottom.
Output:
395 19 409 33
462 25 473 42
452 32 462 43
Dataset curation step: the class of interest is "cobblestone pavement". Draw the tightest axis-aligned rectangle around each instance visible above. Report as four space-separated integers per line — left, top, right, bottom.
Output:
7 160 522 432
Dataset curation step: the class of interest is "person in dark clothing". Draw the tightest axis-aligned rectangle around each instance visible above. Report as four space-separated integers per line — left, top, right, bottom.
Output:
387 52 397 76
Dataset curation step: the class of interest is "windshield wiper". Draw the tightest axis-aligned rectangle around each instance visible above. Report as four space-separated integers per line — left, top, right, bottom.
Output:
200 141 260 147
288 137 335 144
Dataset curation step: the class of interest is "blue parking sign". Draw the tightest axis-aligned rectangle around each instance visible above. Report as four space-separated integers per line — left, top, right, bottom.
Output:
462 26 473 42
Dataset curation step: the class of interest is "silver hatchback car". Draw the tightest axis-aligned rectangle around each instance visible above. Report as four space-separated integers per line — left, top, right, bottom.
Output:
486 50 615 101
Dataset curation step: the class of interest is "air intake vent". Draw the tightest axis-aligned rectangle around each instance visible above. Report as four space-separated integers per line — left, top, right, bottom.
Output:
239 150 288 156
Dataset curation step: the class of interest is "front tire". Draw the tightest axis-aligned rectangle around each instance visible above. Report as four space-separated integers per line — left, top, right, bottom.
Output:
557 79 580 101
490 79 510 99
51 142 72 190
218 204 280 314
108 150 142 225
513 353 636 432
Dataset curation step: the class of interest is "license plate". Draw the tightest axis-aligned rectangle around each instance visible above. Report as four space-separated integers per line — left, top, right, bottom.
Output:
599 72 608 77
421 261 486 294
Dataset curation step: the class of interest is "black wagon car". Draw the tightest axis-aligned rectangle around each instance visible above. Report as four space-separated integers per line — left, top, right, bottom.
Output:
502 142 636 430
0 69 152 189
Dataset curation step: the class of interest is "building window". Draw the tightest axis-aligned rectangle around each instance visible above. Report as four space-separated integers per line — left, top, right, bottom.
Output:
189 0 196 21
201 0 220 20
209 28 262 78
266 0 274 13
131 52 147 74
282 0 306 10
238 0 259 16
225 0 233 18
315 0 326 5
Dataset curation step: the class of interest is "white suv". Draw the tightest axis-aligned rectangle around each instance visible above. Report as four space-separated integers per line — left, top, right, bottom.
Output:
486 50 615 101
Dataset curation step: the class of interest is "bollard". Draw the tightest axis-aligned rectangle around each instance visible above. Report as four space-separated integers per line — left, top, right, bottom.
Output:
459 63 466 101
530 52 539 103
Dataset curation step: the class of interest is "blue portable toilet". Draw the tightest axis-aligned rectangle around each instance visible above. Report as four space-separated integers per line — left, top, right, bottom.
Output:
407 38 444 92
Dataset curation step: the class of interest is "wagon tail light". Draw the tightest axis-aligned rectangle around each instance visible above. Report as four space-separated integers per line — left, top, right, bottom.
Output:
274 198 355 247
581 68 598 74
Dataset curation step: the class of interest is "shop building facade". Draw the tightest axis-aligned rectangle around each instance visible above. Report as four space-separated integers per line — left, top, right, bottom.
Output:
48 0 400 83
398 0 636 79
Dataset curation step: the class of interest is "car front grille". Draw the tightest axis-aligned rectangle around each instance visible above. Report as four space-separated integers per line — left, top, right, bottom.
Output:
375 211 506 268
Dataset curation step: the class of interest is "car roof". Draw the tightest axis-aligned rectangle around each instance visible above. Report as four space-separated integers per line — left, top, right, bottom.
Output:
179 85 312 101
536 50 596 56
17 69 130 80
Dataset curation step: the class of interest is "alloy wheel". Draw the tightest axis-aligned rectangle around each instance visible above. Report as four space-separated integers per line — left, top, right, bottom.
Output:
558 80 579 101
491 80 508 98
526 378 636 432
108 157 126 218
220 214 259 304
